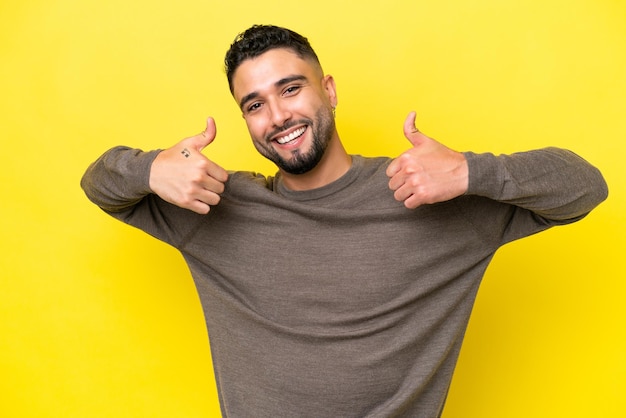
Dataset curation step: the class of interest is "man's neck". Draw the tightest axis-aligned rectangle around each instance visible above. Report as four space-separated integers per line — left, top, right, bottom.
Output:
279 135 352 191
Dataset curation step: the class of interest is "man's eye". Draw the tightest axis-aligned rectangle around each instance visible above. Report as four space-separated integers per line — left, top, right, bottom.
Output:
284 85 301 95
247 103 262 112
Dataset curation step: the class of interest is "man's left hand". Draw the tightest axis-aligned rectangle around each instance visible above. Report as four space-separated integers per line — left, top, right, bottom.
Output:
386 112 469 209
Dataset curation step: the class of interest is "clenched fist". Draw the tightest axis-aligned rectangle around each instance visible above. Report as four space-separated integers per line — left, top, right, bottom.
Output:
149 118 229 214
387 112 468 209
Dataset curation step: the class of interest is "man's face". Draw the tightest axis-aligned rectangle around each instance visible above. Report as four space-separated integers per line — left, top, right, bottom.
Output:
231 48 337 175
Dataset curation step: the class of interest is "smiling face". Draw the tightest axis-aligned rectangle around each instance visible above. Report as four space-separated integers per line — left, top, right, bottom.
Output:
231 48 339 176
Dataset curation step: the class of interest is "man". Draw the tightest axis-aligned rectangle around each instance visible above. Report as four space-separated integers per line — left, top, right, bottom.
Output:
81 25 608 417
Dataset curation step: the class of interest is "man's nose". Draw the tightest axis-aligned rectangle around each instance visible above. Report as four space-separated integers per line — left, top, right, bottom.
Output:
268 99 292 127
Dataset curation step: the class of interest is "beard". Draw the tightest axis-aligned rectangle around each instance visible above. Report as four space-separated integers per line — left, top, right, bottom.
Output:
253 105 335 175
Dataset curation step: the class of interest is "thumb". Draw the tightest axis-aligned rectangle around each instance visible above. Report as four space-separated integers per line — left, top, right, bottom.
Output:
403 111 424 147
188 117 217 152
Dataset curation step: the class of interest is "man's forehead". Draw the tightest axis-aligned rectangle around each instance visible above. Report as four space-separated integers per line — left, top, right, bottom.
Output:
231 48 321 99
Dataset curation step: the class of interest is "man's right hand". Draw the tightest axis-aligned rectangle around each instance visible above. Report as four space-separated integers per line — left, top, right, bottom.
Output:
149 117 229 214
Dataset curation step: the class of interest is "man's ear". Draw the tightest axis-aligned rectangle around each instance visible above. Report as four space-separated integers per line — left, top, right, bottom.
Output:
322 74 338 108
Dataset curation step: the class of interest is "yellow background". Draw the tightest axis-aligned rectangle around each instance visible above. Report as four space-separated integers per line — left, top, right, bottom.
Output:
1 0 624 416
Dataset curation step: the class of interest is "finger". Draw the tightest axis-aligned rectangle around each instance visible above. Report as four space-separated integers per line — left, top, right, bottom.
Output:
187 117 217 152
403 111 424 147
388 172 406 191
386 152 412 178
402 194 422 210
200 117 217 149
205 160 229 183
183 187 223 214
393 183 424 209
386 152 416 182
194 189 223 207
200 173 227 195
187 200 212 215
386 159 401 178
392 180 417 202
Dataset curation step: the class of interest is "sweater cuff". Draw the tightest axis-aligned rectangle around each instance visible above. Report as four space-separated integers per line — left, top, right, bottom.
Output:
104 146 162 198
135 148 162 195
463 151 505 199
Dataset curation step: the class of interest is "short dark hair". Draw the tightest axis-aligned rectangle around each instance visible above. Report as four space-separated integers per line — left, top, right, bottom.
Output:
224 25 322 93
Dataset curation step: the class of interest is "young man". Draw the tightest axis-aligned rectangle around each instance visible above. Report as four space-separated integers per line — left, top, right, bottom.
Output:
81 25 608 417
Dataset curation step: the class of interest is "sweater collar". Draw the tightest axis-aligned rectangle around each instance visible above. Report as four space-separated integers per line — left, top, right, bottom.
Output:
273 155 362 201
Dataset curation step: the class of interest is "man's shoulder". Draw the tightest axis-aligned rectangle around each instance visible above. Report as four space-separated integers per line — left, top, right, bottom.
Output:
223 170 278 200
351 155 393 179
355 154 392 165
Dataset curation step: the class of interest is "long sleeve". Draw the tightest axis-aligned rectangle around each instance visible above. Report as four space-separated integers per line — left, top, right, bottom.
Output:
460 147 607 245
464 147 608 220
81 146 160 212
80 146 205 246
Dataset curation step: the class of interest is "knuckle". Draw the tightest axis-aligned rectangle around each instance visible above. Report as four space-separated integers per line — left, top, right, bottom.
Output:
399 152 413 162
189 171 206 184
181 183 196 196
179 196 194 207
407 176 421 188
193 160 210 174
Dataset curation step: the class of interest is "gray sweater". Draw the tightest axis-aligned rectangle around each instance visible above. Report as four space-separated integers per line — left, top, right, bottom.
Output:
81 148 607 417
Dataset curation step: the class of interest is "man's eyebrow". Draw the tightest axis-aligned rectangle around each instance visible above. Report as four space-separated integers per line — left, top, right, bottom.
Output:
276 74 308 87
239 91 259 110
239 74 308 109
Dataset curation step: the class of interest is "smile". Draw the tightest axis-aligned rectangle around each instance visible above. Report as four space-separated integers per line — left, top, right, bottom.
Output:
275 126 307 145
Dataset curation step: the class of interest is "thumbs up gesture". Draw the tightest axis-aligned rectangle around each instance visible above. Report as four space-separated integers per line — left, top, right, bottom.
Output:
386 112 468 209
149 117 229 214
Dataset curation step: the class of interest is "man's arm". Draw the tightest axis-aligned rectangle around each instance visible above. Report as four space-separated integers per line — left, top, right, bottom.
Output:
387 112 469 209
462 148 607 222
148 118 228 214
81 118 229 245
387 112 608 221
81 117 228 213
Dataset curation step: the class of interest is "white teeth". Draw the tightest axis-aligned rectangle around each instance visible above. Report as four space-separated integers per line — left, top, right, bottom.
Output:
276 127 306 144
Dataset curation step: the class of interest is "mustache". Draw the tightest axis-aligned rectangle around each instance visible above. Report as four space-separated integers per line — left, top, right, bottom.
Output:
265 118 313 142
